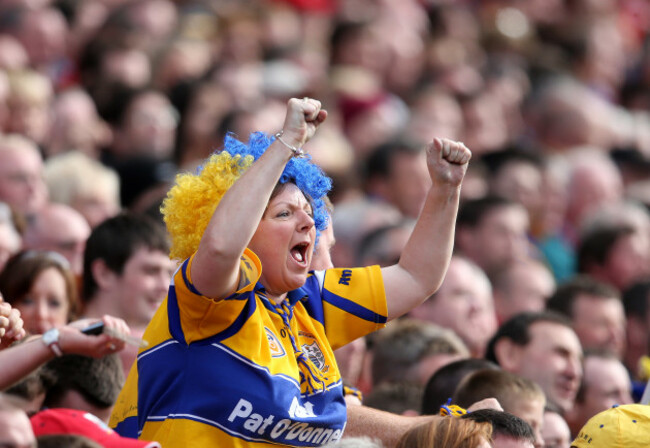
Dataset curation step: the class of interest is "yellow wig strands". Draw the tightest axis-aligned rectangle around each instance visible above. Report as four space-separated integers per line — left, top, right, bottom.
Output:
161 152 253 261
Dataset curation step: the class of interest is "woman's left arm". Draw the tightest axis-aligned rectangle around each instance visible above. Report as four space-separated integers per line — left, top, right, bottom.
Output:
380 138 471 320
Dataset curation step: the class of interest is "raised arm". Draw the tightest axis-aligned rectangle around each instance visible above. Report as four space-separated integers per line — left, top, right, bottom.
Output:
381 138 471 320
190 98 327 299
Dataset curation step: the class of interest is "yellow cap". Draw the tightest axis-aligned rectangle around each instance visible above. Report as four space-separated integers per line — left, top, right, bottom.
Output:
571 404 650 448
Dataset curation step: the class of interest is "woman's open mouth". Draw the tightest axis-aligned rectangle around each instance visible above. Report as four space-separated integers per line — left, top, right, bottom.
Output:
290 242 310 265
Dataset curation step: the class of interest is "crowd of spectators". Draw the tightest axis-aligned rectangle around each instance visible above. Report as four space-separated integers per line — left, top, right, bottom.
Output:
1 0 650 447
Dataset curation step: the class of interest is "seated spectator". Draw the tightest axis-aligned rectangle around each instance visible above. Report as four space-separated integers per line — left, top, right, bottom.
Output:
570 404 650 448
42 353 124 423
491 257 556 324
462 408 536 448
364 138 431 219
421 358 500 415
483 148 545 239
396 416 493 448
371 319 469 387
564 350 633 437
0 134 48 220
0 250 79 335
30 408 160 447
5 69 53 149
22 203 91 276
81 213 173 376
546 276 626 359
410 255 497 357
455 195 532 276
542 403 571 448
44 152 121 229
577 223 650 293
0 393 36 448
330 197 402 268
356 220 415 267
45 88 112 159
106 88 178 163
453 369 545 446
562 149 624 247
485 311 583 413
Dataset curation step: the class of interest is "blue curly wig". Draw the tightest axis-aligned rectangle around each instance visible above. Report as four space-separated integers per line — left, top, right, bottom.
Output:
161 132 332 261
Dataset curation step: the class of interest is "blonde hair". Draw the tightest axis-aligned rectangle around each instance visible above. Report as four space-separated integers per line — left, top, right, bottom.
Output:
7 69 52 105
45 151 120 207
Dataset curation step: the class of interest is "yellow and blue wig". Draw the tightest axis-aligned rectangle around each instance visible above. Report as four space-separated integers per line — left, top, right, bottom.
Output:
161 132 332 261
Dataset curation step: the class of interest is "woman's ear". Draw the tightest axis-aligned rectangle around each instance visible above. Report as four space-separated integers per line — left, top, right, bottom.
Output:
493 338 522 371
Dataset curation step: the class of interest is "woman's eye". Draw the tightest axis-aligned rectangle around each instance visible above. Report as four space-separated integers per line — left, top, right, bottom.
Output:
277 211 290 218
19 297 34 306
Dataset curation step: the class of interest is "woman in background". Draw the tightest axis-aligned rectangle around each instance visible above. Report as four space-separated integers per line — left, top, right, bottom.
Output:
396 417 492 448
0 250 78 335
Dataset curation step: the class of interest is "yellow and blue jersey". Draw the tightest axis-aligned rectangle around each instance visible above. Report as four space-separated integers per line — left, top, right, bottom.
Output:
110 249 387 447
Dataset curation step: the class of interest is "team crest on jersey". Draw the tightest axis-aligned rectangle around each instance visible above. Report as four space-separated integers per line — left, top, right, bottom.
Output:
265 327 285 357
302 342 326 370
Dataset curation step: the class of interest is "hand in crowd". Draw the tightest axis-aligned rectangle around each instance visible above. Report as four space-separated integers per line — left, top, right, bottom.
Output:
0 294 25 349
427 138 471 189
61 314 130 358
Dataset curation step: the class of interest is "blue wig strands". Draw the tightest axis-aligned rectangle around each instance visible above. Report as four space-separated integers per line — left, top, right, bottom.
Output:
220 132 332 233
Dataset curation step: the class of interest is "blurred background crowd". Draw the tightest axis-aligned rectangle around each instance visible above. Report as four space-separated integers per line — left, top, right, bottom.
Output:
0 0 650 447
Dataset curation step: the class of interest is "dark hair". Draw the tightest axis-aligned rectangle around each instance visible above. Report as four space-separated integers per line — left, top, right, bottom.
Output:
0 250 79 322
421 358 499 415
577 225 636 273
462 409 535 443
622 279 650 319
364 138 424 181
371 319 469 386
43 354 124 409
481 147 545 176
364 381 424 415
484 311 573 365
456 196 518 228
453 369 544 412
5 362 56 404
546 275 620 317
356 220 414 266
82 212 170 301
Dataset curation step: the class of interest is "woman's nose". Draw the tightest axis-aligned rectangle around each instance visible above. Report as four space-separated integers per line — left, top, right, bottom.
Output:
298 210 315 231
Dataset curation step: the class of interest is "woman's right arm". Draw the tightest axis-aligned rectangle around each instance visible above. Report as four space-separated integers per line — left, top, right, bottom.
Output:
0 315 129 390
190 98 327 299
